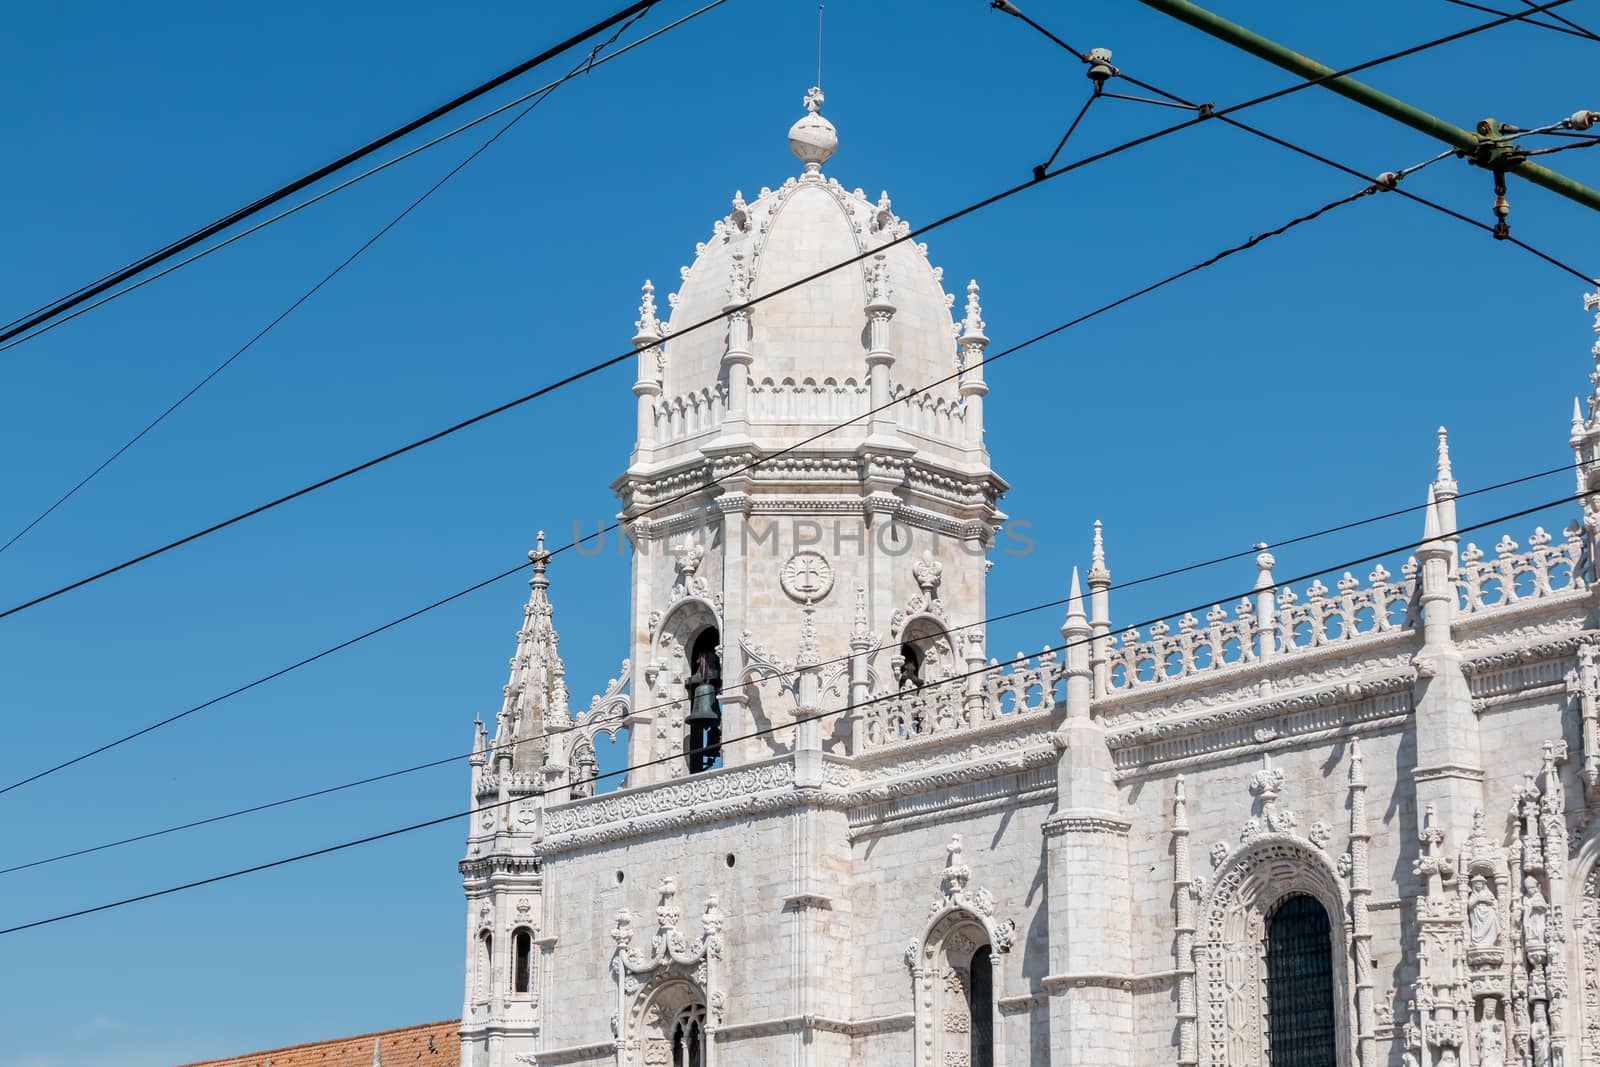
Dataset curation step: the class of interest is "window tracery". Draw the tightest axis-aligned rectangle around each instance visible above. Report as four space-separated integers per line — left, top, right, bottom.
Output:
907 836 1013 1067
1196 756 1357 1066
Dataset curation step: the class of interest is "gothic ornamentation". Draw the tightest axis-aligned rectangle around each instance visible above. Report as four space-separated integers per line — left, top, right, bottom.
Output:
611 878 725 1067
1196 752 1357 1066
780 549 834 604
909 835 1013 1067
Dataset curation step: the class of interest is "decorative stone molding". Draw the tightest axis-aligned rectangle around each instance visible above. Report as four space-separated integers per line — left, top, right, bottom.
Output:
849 764 1054 837
1040 814 1132 837
1040 970 1181 994
610 878 724 1067
539 758 853 854
1105 674 1413 775
908 836 1017 1067
1196 753 1358 1067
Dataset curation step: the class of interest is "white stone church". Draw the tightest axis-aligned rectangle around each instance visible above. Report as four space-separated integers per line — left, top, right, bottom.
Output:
455 90 1600 1067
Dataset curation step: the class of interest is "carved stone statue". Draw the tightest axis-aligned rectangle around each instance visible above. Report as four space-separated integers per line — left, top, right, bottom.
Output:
1469 873 1500 947
1524 875 1550 946
1478 1019 1506 1067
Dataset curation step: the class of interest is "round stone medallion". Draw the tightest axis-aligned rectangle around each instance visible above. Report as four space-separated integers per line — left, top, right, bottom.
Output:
780 550 834 604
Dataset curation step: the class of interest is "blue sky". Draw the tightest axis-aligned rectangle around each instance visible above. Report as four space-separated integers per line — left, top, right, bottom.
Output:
0 0 1596 1063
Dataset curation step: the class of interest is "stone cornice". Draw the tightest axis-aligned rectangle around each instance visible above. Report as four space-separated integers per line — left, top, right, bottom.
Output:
1042 812 1131 837
1094 627 1417 726
711 1012 914 1040
459 854 542 878
537 756 854 855
1461 632 1588 678
1105 674 1414 782
854 708 1056 771
1041 970 1181 994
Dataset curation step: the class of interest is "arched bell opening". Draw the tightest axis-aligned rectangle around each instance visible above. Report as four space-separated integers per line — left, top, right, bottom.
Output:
897 642 924 689
894 614 955 690
683 628 722 774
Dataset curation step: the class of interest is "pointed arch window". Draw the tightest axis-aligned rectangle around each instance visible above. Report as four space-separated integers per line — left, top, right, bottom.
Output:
1264 893 1337 1067
671 1003 706 1067
968 944 994 1067
477 930 493 1001
511 927 534 995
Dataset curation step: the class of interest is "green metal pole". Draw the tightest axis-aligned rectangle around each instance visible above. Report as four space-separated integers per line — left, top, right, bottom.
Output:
1136 0 1600 215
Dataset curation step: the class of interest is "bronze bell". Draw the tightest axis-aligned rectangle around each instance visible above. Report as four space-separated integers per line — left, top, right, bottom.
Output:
686 681 721 726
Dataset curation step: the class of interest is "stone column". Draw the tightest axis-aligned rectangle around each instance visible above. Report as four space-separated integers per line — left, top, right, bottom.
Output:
958 280 989 456
631 281 662 461
721 252 754 445
1087 523 1112 696
863 253 898 444
1045 567 1133 1065
1412 487 1484 850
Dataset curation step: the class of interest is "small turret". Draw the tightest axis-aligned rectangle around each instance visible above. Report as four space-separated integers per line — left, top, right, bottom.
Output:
959 280 990 455
632 281 664 457
1087 522 1113 694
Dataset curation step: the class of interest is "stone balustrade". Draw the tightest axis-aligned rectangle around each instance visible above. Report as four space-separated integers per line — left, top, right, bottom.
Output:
852 518 1590 752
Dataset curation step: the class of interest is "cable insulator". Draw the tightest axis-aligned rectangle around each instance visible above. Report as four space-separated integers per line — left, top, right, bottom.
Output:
1086 47 1115 89
1492 169 1511 240
1569 109 1599 131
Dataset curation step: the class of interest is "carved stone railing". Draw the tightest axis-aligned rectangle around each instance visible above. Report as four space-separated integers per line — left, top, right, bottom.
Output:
1102 521 1588 696
654 384 728 442
1273 564 1416 652
850 520 1588 747
1106 562 1418 695
893 386 967 443
858 650 1062 750
1456 524 1585 615
749 376 867 423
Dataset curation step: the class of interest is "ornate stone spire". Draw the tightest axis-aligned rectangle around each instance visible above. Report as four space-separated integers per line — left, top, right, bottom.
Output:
866 252 892 308
1061 566 1088 642
788 85 838 176
1435 426 1455 486
634 280 662 343
492 531 569 771
849 582 872 652
960 280 987 348
1430 426 1459 544
470 716 488 768
1088 520 1109 585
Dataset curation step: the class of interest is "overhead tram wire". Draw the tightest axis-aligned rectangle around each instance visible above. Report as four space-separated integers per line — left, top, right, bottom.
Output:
0 166 1526 796
0 3 676 558
3 449 1587 877
996 1 1598 287
1439 0 1600 40
0 1 665 347
2 484 1593 936
1513 0 1600 42
0 0 735 358
0 0 1590 626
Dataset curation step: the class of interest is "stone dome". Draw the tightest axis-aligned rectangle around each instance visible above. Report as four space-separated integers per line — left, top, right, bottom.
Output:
657 95 965 410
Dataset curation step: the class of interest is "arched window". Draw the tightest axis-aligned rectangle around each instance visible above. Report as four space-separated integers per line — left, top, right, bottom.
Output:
898 643 923 689
1265 893 1337 1067
671 1003 706 1067
477 930 493 1001
511 927 533 995
683 629 722 774
968 944 994 1067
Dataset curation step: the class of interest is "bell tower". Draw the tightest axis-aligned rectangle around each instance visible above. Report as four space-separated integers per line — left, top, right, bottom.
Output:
612 89 1008 787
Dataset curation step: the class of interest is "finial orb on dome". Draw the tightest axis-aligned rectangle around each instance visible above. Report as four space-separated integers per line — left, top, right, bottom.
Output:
788 86 837 173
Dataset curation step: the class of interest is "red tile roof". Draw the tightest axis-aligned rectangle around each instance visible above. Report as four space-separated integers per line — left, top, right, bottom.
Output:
175 1019 459 1067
